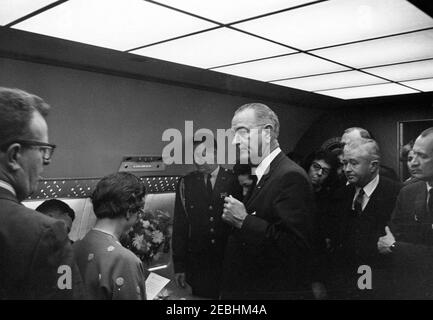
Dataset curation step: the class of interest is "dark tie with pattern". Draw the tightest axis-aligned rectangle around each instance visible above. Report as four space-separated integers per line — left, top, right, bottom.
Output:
206 173 213 198
354 188 365 215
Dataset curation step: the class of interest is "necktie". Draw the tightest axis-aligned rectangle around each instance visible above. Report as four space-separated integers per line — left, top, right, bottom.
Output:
354 188 365 215
243 175 257 203
206 173 213 198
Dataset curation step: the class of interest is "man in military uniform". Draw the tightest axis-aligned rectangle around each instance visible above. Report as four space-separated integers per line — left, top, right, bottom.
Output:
172 138 241 299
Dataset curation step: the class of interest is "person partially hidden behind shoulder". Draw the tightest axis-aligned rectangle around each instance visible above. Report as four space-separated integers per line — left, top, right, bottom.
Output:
0 87 86 299
73 172 147 300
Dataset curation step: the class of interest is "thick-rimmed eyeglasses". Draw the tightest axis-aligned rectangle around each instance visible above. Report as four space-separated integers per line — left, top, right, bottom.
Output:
311 162 331 176
6 139 56 161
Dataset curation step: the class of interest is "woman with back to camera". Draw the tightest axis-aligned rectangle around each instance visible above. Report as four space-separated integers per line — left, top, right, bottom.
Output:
73 172 147 300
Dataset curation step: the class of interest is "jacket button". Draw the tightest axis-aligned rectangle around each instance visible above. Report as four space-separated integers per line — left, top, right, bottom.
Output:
211 239 216 244
210 228 215 233
209 205 213 210
209 217 214 222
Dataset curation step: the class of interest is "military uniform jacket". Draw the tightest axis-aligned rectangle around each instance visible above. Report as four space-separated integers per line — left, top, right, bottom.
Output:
172 167 241 298
73 229 147 300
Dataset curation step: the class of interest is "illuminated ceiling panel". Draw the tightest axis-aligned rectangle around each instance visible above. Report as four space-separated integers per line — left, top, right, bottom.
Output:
152 0 315 24
313 29 433 68
234 0 433 50
364 60 433 82
0 0 58 26
212 53 348 82
131 28 294 68
400 78 433 92
271 70 387 91
316 83 418 99
2 0 433 100
12 0 216 50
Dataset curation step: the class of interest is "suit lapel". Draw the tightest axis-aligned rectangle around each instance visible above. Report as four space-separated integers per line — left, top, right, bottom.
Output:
414 184 428 221
246 152 284 207
362 179 383 215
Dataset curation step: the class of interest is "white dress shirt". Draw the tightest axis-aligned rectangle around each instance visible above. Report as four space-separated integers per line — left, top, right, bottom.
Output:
253 147 282 184
351 174 380 211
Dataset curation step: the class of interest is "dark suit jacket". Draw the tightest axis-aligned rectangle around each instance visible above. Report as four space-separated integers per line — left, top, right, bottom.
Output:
0 188 86 299
172 167 242 298
221 152 315 299
332 176 402 268
389 180 433 299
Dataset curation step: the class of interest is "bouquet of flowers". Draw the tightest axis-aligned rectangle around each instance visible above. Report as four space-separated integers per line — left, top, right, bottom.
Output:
121 209 172 265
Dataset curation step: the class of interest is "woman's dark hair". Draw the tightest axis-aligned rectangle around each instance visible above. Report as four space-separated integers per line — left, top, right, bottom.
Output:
91 172 146 219
302 150 339 189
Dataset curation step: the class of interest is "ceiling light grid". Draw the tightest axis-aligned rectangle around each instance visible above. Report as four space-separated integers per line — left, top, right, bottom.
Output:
2 0 433 99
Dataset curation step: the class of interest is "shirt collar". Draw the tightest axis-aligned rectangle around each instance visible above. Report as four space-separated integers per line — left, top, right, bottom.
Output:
92 228 120 244
427 182 432 192
0 180 16 197
253 147 282 184
357 174 380 198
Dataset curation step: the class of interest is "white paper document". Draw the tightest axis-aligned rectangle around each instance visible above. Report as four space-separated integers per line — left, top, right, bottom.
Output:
145 272 170 300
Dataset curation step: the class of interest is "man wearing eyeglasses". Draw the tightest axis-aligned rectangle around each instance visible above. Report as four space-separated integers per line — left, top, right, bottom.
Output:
329 138 401 299
0 87 85 299
221 103 315 299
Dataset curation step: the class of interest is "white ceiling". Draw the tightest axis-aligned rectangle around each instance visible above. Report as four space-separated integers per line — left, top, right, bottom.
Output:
1 0 433 100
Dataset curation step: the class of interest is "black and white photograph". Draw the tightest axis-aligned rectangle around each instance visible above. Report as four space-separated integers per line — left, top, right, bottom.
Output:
1 0 433 305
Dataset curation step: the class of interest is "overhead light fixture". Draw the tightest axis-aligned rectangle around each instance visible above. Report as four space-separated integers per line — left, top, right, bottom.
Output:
271 70 387 91
131 27 294 69
212 53 348 82
234 0 433 51
0 0 58 26
400 78 433 92
313 29 433 68
12 0 216 51
315 82 418 99
151 0 315 24
364 59 433 82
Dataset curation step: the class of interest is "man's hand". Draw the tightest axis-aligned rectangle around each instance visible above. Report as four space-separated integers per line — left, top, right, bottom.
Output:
378 226 396 254
174 272 187 288
222 195 248 229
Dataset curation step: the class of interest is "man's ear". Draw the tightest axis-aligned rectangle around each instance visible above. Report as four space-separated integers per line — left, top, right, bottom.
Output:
370 159 380 172
5 143 22 171
262 124 273 143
